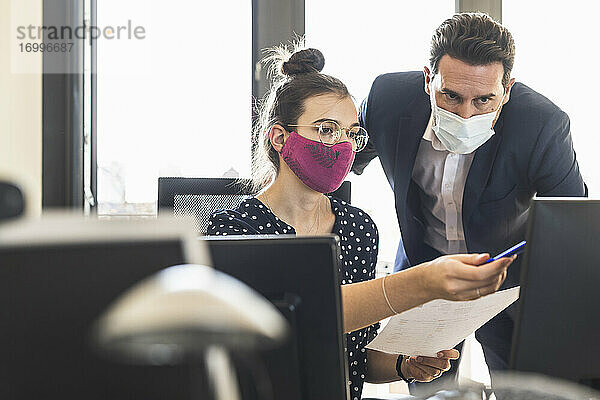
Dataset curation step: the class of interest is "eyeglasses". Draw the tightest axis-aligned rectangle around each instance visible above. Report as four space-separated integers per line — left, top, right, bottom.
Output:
285 120 369 152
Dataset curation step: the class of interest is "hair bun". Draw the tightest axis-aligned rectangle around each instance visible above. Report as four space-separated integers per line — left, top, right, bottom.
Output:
281 48 325 76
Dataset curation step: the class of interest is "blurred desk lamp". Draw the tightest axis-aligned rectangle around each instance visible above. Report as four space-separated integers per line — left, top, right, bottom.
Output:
93 264 289 400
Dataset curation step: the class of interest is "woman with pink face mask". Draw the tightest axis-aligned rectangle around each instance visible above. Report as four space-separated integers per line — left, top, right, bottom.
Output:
208 45 514 398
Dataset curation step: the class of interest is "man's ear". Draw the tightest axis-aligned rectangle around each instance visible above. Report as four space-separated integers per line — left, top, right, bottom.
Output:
270 124 287 153
503 77 516 105
423 66 433 95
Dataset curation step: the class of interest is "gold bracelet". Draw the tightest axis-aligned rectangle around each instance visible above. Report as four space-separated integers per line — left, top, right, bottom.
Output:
382 274 398 314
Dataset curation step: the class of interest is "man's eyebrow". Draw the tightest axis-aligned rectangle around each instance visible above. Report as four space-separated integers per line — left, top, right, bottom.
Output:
312 118 339 124
440 88 461 97
440 88 497 99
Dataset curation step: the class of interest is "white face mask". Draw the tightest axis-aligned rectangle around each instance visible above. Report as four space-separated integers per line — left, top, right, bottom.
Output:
430 86 505 154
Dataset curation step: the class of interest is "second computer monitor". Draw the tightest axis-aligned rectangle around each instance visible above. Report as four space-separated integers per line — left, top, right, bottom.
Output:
511 198 600 384
204 235 349 400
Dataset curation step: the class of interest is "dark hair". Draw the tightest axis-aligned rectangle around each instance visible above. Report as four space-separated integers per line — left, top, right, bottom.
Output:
430 12 515 87
251 42 350 194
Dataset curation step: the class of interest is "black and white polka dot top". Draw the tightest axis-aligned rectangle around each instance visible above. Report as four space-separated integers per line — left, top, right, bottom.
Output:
207 196 380 399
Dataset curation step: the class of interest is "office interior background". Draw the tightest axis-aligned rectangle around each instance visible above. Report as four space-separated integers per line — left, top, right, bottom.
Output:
1 0 598 397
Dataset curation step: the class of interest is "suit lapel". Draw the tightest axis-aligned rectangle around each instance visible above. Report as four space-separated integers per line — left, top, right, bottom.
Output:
463 115 505 226
394 92 430 208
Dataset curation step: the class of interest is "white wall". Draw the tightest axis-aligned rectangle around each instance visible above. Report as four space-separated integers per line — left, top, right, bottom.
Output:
0 0 43 216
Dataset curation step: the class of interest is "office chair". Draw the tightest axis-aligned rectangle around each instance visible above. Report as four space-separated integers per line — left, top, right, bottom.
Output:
158 177 351 235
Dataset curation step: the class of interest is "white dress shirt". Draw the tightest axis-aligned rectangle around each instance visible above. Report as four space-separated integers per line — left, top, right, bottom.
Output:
411 115 475 255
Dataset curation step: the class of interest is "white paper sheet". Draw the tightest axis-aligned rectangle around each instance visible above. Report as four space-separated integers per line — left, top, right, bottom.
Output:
366 286 520 357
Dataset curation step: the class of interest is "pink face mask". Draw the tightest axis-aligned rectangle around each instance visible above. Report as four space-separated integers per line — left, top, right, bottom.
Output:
280 131 355 194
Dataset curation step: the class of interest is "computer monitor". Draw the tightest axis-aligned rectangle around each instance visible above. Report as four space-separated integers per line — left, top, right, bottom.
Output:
0 214 210 399
203 235 349 400
510 198 600 387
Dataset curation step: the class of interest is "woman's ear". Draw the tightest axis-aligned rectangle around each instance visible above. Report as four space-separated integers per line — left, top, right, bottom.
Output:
270 124 287 153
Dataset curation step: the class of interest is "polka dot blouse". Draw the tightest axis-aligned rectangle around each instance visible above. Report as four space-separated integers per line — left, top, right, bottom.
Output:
207 196 380 399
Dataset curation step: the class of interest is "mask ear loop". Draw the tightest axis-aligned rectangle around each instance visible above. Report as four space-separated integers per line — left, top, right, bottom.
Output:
428 80 440 128
494 88 507 113
273 125 294 155
488 88 508 129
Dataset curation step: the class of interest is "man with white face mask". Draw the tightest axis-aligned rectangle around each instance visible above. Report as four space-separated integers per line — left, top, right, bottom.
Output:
353 12 587 395
429 74 506 155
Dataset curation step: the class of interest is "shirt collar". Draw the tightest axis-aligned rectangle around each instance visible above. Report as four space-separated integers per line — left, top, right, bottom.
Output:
422 114 448 152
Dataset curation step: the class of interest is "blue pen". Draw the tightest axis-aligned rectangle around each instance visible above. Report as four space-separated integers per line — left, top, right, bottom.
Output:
485 240 527 263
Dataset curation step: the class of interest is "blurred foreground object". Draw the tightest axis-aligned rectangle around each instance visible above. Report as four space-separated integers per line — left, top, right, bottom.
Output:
0 181 24 221
420 372 600 400
94 263 289 400
0 213 211 398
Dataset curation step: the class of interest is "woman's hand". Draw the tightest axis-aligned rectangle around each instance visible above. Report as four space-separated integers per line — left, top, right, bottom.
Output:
423 253 515 301
400 349 460 382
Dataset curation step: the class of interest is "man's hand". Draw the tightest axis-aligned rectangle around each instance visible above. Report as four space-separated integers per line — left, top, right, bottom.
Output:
424 254 515 301
400 349 460 382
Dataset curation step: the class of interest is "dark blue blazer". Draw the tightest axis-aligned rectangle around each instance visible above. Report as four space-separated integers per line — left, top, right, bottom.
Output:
353 71 587 368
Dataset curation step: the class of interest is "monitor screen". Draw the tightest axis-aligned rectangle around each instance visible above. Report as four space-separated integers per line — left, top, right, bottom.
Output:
0 216 208 399
204 235 349 400
511 198 600 385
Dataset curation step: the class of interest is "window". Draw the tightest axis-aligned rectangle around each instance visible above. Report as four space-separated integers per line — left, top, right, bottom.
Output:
504 0 599 195
97 0 252 216
306 0 455 269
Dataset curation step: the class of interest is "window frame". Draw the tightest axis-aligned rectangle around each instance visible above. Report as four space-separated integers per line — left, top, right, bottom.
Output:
42 0 86 209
